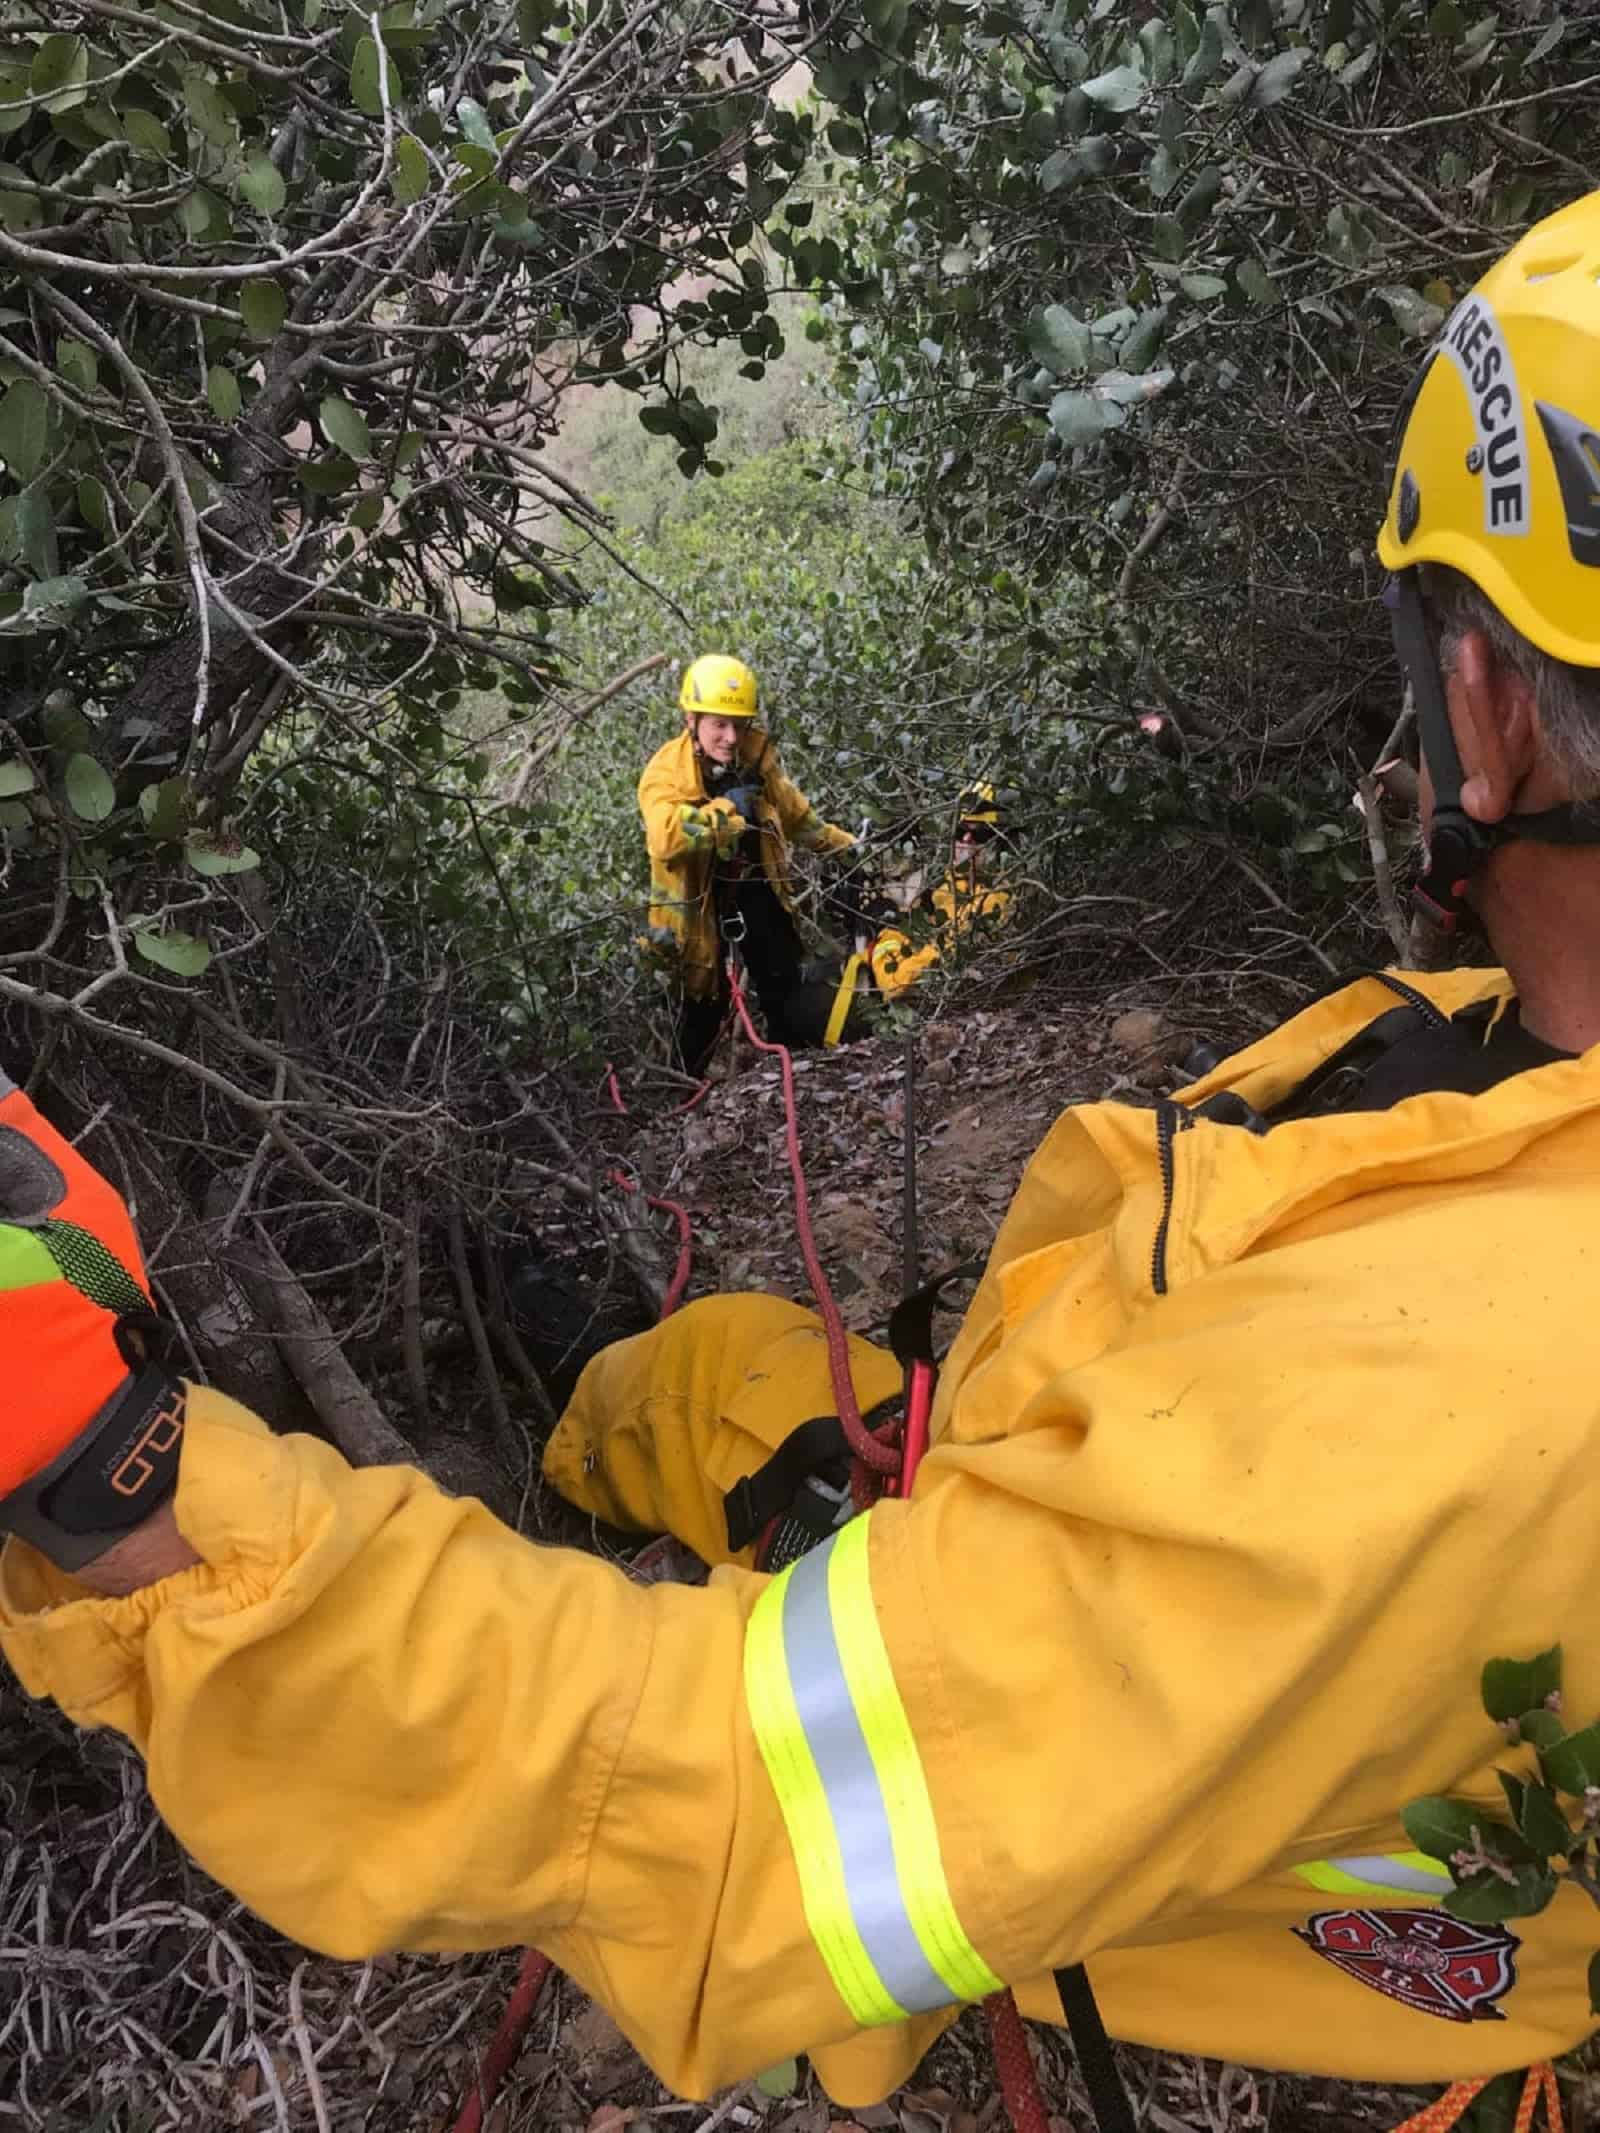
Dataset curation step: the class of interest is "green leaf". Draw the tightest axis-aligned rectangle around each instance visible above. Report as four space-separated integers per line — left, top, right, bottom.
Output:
240 278 287 342
42 691 92 751
0 379 49 482
1481 1648 1562 1724
1496 1769 1527 1826
185 829 260 876
1251 48 1309 106
350 36 401 117
1428 0 1464 38
1049 391 1121 446
456 97 498 151
1147 144 1181 201
206 365 242 421
10 487 56 577
122 107 171 159
755 2060 799 2100
1542 1721 1600 1796
1121 305 1168 373
1151 214 1186 262
1339 44 1379 85
1024 303 1092 374
1180 271 1228 299
183 70 238 148
1181 12 1224 85
1080 65 1146 112
319 394 372 460
239 153 286 216
133 928 212 978
30 35 88 115
0 758 36 798
1177 165 1224 230
57 338 97 393
1442 1867 1557 1924
1520 1708 1566 1751
0 573 87 634
393 134 429 203
299 454 358 495
1375 283 1446 339
1401 1795 1489 1863
64 751 114 823
180 187 232 243
1236 258 1278 308
1518 1780 1574 1859
138 776 193 842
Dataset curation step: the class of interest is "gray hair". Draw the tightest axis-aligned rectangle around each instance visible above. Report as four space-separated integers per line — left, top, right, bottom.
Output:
1419 562 1600 797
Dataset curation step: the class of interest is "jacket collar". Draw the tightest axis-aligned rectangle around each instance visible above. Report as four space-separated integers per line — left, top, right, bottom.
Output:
1069 971 1600 1302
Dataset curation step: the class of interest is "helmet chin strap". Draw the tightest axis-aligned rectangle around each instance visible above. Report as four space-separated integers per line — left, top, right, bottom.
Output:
1387 571 1600 932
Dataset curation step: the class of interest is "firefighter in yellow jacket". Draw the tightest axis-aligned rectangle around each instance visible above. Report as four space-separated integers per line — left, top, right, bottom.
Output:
10 197 1600 2114
869 783 1019 1000
640 654 855 1071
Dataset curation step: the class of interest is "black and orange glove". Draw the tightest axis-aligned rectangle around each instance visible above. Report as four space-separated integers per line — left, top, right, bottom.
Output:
0 1068 185 1571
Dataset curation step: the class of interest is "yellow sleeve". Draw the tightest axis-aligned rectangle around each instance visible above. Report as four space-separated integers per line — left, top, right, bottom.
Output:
638 756 740 865
870 928 941 997
0 1387 943 2100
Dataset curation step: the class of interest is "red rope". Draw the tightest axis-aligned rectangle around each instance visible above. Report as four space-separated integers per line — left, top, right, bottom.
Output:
983 1986 1055 2133
1389 2065 1563 2133
449 1950 554 2133
602 1063 711 1119
608 1169 694 1318
455 959 1040 2133
723 955 899 1477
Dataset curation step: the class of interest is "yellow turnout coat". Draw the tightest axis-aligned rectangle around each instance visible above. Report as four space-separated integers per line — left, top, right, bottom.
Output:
6 969 1600 2102
869 866 1014 998
638 727 854 999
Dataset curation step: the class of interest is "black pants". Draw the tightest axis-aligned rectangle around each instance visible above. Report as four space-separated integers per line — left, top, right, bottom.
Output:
675 876 806 1074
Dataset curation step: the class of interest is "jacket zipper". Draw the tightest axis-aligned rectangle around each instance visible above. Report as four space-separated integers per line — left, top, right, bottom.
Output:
1151 1099 1193 1297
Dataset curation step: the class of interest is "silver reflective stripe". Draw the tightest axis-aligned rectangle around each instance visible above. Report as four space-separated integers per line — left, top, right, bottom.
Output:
1329 1854 1450 1894
0 1067 14 1096
782 1543 955 2014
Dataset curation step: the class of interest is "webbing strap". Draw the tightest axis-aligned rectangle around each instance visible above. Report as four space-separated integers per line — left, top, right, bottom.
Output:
725 1414 849 1553
1054 1963 1138 2133
823 953 865 1048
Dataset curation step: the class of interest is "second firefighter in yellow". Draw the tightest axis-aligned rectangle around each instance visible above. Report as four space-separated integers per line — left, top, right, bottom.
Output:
639 653 853 1069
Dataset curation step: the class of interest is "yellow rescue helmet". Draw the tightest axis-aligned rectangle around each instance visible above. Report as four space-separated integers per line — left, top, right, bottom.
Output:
679 653 759 720
958 782 1001 830
1376 189 1600 668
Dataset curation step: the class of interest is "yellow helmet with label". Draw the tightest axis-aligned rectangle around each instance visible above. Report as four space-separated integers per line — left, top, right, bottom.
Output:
679 654 759 720
1377 189 1600 668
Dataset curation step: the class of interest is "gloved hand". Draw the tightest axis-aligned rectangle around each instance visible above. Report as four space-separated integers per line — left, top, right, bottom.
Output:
0 1068 184 1572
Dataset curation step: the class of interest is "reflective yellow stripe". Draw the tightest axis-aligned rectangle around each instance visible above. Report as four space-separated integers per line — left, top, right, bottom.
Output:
824 1518 1004 2005
745 1515 1003 2025
823 955 864 1048
744 1563 905 2026
0 1224 57 1295
1294 1851 1452 1901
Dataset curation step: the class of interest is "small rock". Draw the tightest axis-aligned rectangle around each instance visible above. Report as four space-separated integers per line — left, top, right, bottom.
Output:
1109 1007 1173 1059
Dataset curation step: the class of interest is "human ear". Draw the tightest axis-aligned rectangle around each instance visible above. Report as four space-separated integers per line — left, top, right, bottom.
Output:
1448 629 1539 825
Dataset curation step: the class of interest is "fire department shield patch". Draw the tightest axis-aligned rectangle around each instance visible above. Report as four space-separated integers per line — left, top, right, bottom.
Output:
1293 1907 1518 2023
